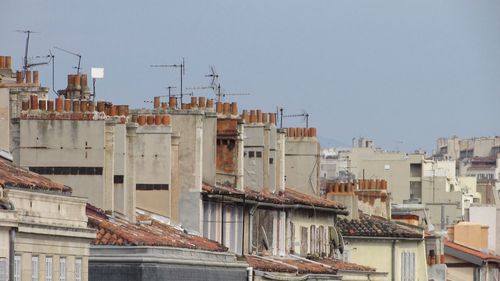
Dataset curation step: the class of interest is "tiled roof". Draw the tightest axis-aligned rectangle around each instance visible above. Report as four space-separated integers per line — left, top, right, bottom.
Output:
0 158 70 193
337 213 422 238
86 204 227 252
316 258 376 272
203 183 346 210
247 256 377 274
246 255 337 275
444 239 500 262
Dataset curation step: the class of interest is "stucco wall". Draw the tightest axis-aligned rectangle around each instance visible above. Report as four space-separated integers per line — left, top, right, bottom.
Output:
285 137 320 196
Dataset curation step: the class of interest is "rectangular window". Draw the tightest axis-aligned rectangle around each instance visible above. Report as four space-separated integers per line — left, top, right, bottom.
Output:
256 151 262 158
401 251 415 281
45 257 52 281
113 175 124 184
0 258 7 281
269 158 274 164
14 256 21 281
136 184 169 190
59 257 66 281
249 151 255 158
75 259 82 281
31 256 38 281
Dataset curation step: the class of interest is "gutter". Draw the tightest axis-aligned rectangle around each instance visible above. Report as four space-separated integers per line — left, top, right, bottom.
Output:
9 228 15 281
343 236 423 241
205 194 349 215
254 270 342 281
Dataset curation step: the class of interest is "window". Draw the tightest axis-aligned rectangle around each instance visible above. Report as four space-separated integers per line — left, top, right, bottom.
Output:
31 256 38 281
269 158 274 164
0 258 7 281
401 251 415 281
14 256 21 281
256 151 262 158
310 225 316 255
45 257 52 281
75 258 82 281
59 257 66 281
249 151 255 158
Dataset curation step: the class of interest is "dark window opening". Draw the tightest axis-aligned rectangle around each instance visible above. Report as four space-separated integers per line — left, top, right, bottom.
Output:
269 158 274 164
136 184 169 191
256 151 262 158
114 175 124 184
29 167 103 175
249 151 255 158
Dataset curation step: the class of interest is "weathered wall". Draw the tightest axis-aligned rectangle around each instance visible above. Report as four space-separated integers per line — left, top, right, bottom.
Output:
203 113 217 186
288 210 335 257
244 125 265 191
135 125 172 217
285 137 320 196
0 88 9 151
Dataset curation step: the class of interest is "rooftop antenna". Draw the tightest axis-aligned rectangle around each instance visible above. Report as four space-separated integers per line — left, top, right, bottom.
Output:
164 86 177 99
151 58 186 104
279 107 310 128
204 66 250 102
53 46 82 74
15 30 38 72
48 49 56 95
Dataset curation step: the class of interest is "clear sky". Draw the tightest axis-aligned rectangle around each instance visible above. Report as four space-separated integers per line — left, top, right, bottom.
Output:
2 0 499 153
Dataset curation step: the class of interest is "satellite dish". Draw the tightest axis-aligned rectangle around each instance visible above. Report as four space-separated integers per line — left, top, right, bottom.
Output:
329 226 345 255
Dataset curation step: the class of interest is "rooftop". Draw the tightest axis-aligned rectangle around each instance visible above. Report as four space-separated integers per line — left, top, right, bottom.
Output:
202 183 346 211
0 157 70 193
337 213 423 239
86 204 227 252
444 239 500 263
246 255 377 275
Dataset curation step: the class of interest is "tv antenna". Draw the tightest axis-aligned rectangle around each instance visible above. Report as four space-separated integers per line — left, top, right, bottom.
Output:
278 107 310 128
151 58 186 104
204 66 250 102
164 86 177 99
53 46 82 74
143 92 193 104
15 30 38 71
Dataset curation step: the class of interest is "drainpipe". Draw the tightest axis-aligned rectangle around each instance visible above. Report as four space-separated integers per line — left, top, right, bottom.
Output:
9 228 15 281
391 240 396 281
246 267 253 281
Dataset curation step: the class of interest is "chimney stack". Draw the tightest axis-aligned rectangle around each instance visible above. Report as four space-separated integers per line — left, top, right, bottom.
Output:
154 97 161 109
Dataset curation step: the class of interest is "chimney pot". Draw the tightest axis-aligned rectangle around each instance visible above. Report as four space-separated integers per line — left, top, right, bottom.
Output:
161 102 168 110
73 100 81 112
74 74 81 90
64 99 72 112
191 96 198 108
309 127 317 137
146 115 154 125
288 127 296 137
206 99 214 109
30 95 39 110
89 102 95 112
117 105 127 116
80 101 89 112
96 101 105 113
38 100 47 111
304 127 310 137
5 56 11 69
47 100 54 112
137 115 146 126
223 103 231 115
261 112 268 123
242 110 250 123
249 110 257 123
109 105 117 116
16 71 23 83
55 97 63 112
216 102 223 114
33 71 39 84
162 115 171 125
154 96 161 109
198 97 206 108
0 57 5 69
155 115 162 125
25 71 32 83
269 113 276 125
296 127 303 137
231 102 238 115
169 96 177 109
256 110 262 123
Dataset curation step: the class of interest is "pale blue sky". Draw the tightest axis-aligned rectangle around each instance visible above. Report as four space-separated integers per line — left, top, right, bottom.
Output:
2 0 499 152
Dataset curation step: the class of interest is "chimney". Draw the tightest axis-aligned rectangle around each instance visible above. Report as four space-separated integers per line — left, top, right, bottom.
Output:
5 56 11 69
288 127 296 137
242 110 249 123
146 115 154 125
326 181 359 220
309 127 317 137
191 96 198 108
162 115 171 125
154 96 161 109
64 99 71 112
96 101 105 113
296 127 303 137
261 112 268 124
73 100 80 112
169 96 177 109
161 102 168 110
30 95 38 110
56 97 63 112
16 71 23 83
155 115 162 125
33 71 39 84
38 100 47 111
256 110 262 123
206 99 214 110
198 96 206 108
109 105 116 116
21 100 29 111
249 110 257 123
216 102 223 114
0 57 4 68
25 71 32 83
269 113 276 125
137 115 146 126
231 102 238 116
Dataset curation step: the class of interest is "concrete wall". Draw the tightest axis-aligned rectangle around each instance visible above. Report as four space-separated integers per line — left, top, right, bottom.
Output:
203 113 217 186
244 125 265 191
170 112 205 231
469 205 498 253
0 88 9 151
345 238 427 281
285 137 320 196
135 125 172 217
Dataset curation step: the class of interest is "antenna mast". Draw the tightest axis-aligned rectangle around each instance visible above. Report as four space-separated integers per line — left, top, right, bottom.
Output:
53 46 82 74
151 58 186 104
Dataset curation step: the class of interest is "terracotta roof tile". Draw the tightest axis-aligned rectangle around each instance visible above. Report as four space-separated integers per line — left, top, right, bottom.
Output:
86 204 227 252
246 255 337 275
246 256 297 273
316 258 376 272
0 158 70 193
203 183 346 210
444 239 500 262
337 213 422 238
282 259 337 274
